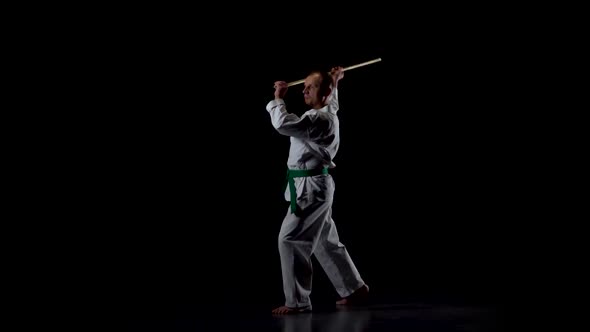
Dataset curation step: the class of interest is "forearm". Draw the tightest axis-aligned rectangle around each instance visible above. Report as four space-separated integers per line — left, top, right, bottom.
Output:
327 87 339 111
268 100 292 129
266 99 310 138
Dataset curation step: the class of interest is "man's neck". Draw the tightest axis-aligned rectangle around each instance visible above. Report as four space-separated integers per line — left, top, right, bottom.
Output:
311 98 327 110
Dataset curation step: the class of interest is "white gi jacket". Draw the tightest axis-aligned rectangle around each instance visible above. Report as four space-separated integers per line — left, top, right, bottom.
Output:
266 88 340 201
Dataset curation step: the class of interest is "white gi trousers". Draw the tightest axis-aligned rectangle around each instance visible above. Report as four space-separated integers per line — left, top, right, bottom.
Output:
278 172 365 309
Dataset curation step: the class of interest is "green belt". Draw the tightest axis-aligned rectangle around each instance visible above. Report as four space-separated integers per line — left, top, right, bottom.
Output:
284 167 329 214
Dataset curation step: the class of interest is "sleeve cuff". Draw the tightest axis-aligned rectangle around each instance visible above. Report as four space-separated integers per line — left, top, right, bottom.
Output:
266 99 285 112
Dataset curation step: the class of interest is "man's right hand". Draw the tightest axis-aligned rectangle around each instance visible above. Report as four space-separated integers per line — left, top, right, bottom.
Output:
329 66 344 87
274 81 288 99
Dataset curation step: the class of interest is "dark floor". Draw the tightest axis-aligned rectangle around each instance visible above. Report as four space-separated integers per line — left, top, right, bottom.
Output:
127 301 502 331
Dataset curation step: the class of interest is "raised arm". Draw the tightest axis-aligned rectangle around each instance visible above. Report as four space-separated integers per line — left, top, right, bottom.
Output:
330 66 344 89
266 100 322 139
326 66 344 111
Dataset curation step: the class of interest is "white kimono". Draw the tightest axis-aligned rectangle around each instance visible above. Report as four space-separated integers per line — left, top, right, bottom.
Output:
266 88 365 309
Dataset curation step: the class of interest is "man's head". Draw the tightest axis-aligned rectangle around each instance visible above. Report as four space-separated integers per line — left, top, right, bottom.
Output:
303 70 332 109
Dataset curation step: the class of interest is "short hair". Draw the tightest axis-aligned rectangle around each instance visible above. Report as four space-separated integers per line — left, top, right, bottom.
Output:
308 70 333 97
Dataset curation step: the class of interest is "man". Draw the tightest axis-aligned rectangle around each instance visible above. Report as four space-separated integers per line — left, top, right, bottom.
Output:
267 66 369 315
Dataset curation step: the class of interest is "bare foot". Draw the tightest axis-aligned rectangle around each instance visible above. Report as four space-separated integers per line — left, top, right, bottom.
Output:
271 305 311 315
336 284 369 305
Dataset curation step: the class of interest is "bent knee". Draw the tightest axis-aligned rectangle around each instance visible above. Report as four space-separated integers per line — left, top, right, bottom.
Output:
278 234 292 246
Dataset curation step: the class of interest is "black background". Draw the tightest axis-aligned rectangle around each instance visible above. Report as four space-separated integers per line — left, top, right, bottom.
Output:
53 6 526 320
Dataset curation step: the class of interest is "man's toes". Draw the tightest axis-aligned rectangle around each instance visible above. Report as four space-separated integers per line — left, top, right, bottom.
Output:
272 306 290 314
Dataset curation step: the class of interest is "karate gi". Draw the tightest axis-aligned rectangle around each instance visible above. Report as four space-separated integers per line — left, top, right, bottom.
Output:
266 87 365 309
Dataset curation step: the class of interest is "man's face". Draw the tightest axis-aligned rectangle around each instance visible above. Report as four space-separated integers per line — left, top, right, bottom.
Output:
303 73 323 108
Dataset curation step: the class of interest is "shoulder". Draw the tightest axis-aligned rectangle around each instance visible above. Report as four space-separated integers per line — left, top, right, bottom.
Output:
303 111 331 127
304 109 334 121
